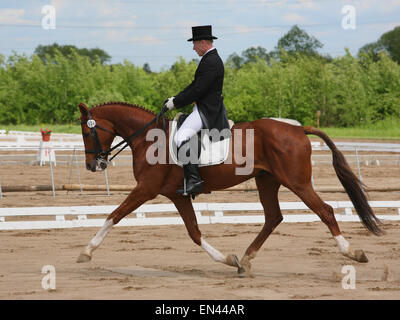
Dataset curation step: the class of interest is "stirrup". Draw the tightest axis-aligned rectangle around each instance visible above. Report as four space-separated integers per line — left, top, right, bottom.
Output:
183 178 187 196
176 178 203 196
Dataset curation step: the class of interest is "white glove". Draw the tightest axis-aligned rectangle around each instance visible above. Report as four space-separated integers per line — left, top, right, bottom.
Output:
164 97 175 110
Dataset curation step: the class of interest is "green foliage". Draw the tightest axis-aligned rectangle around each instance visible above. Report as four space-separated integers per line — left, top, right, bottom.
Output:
0 46 399 128
359 25 400 64
34 43 111 65
275 25 323 58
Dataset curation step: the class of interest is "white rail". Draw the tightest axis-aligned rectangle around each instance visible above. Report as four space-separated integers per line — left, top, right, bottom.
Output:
1 131 400 152
0 201 399 230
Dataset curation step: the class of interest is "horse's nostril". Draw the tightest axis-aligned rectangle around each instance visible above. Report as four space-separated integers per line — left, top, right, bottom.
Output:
86 163 91 170
100 162 107 170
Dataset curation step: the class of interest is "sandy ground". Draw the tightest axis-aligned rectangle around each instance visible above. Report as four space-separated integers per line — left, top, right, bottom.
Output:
0 222 399 300
0 141 399 300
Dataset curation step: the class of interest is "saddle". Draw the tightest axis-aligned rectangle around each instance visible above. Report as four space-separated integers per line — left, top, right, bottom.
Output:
169 113 234 167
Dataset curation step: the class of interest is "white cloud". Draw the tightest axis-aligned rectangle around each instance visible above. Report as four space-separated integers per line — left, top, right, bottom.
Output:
51 0 137 27
0 8 33 25
257 0 317 9
283 13 307 24
105 30 129 41
289 0 318 10
378 0 400 13
129 35 163 45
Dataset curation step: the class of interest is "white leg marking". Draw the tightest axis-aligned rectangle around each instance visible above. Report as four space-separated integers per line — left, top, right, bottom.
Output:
84 219 114 256
334 235 350 254
201 238 227 263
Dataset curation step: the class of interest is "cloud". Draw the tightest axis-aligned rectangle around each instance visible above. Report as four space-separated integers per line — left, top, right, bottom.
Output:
0 8 32 24
283 13 308 24
105 30 129 41
51 0 137 27
128 35 163 45
257 0 317 9
378 0 400 13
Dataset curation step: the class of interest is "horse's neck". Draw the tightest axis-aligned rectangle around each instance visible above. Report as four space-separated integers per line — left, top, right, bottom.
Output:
96 105 169 141
97 106 153 137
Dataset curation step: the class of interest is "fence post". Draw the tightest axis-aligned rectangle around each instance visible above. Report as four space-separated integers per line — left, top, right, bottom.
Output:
354 147 364 191
75 149 83 195
67 148 83 195
67 148 74 195
48 145 56 197
104 168 110 196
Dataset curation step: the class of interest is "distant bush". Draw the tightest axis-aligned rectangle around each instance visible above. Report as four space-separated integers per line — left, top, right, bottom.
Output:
0 48 399 127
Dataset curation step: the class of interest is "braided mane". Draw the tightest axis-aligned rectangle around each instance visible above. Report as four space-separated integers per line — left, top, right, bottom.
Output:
91 101 157 116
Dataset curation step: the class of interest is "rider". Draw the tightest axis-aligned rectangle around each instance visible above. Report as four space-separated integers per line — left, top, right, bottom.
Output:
164 25 230 196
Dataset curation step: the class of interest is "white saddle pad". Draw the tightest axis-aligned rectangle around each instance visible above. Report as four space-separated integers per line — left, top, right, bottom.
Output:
265 117 302 126
169 113 233 167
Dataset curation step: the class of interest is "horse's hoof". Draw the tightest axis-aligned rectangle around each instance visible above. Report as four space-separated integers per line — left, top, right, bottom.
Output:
237 266 248 277
226 254 242 268
237 265 253 278
354 250 368 263
76 253 91 263
237 256 253 278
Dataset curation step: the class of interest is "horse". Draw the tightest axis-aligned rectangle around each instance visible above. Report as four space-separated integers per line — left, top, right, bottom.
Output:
76 101 383 277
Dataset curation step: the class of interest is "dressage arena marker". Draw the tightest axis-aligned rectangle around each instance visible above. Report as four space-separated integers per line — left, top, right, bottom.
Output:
0 201 399 230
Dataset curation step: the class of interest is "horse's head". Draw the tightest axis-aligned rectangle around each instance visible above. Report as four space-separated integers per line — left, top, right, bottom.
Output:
79 103 116 172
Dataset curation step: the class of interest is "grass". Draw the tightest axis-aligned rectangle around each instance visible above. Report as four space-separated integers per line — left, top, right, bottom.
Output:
319 127 400 140
319 118 400 140
1 118 400 140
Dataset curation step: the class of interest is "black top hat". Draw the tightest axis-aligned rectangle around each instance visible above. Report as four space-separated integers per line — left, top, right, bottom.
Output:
187 25 218 42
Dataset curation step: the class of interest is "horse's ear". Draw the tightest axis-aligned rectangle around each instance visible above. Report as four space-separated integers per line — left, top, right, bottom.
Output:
79 103 88 117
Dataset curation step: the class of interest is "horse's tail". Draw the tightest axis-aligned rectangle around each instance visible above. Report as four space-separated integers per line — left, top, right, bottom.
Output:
303 126 384 236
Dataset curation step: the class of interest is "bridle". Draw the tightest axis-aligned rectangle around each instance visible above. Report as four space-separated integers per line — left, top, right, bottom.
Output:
81 106 168 164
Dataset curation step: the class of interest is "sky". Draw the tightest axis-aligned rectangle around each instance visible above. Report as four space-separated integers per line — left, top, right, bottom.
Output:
1 0 399 71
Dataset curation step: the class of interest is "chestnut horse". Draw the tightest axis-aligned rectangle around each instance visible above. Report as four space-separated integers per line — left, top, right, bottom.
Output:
76 102 383 276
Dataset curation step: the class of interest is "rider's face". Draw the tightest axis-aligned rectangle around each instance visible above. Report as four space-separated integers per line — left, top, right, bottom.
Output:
193 40 210 57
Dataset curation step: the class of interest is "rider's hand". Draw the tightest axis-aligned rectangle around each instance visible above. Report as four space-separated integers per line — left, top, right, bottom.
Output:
164 97 175 110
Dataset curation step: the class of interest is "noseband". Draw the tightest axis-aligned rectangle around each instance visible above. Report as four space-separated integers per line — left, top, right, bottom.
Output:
81 106 168 163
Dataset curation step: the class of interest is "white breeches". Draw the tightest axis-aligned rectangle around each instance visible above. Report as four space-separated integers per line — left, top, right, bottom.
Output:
174 105 203 148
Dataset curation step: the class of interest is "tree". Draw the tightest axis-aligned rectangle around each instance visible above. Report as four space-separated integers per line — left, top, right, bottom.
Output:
34 43 111 64
359 26 400 64
274 25 323 57
226 52 244 69
242 46 271 64
226 46 271 69
143 63 152 74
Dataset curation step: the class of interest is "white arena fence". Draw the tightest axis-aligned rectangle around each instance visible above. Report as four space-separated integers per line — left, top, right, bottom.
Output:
1 131 400 152
0 131 399 167
0 201 399 231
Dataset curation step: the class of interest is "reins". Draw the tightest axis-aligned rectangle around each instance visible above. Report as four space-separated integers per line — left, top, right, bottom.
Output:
82 105 168 162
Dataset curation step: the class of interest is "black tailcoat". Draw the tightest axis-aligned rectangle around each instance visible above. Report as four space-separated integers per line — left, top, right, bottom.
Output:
173 49 230 131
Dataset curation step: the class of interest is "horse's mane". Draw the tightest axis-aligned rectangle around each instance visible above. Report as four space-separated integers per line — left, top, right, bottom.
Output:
91 101 158 116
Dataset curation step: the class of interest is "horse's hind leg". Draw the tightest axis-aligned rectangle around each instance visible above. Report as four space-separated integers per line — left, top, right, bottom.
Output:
239 172 283 277
289 183 368 263
171 196 241 268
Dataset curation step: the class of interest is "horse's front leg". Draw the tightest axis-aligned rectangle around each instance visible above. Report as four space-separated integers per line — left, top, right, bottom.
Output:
77 183 157 263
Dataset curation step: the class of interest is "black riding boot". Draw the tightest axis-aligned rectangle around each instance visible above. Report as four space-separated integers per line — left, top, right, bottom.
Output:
176 140 203 196
176 162 203 195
